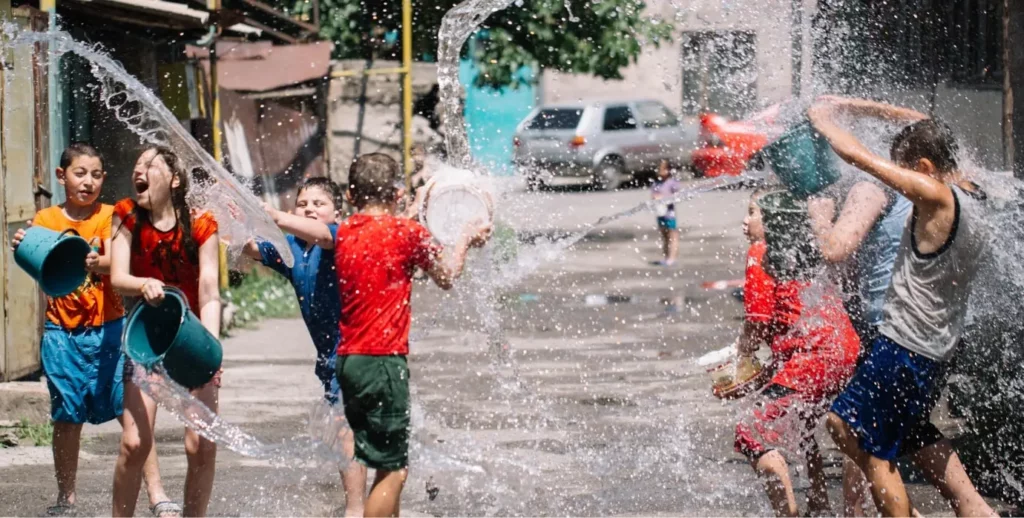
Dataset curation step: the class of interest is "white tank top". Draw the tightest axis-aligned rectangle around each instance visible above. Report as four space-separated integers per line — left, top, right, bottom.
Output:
879 185 988 361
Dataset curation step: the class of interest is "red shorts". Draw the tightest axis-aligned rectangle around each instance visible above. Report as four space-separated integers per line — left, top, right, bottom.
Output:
734 384 829 460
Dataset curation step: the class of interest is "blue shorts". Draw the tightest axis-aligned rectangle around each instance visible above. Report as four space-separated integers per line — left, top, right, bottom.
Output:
41 319 125 424
316 352 341 405
830 335 946 460
657 216 677 230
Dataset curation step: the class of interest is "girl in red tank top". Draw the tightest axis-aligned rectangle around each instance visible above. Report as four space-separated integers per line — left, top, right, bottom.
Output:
109 147 222 517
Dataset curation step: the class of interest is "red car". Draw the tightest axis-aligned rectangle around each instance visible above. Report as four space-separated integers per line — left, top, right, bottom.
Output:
690 109 776 178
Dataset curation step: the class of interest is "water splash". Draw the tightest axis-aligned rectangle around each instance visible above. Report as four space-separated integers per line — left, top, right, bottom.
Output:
2 27 293 266
437 0 519 166
131 364 348 467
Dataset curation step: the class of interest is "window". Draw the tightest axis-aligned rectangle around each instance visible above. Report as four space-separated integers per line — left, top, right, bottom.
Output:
603 106 637 131
680 31 757 118
635 102 679 129
525 108 583 130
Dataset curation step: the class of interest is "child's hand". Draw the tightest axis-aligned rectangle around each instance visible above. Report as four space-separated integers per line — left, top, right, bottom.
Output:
141 278 166 306
226 200 243 221
85 250 101 272
261 202 282 223
466 220 492 248
10 227 27 251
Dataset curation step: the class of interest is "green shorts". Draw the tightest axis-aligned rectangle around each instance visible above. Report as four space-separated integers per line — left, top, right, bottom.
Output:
337 355 411 471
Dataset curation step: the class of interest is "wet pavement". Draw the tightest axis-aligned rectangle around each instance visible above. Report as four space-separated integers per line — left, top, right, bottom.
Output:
0 185 1007 516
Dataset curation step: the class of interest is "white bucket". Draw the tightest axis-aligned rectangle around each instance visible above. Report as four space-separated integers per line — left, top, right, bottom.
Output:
419 170 494 247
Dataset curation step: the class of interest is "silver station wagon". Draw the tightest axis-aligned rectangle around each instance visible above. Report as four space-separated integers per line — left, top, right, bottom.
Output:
512 100 698 190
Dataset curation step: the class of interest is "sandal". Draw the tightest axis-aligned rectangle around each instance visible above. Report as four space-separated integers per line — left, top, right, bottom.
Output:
150 501 182 517
45 503 76 517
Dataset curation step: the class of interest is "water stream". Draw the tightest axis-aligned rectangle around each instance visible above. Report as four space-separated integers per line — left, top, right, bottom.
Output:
7 0 1024 513
1 26 294 267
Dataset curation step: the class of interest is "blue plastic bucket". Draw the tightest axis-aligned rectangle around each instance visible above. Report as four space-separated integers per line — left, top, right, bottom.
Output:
762 121 841 198
14 227 92 297
122 286 223 389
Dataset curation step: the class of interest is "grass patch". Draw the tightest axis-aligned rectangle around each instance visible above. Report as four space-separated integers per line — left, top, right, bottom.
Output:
3 419 54 447
221 266 299 332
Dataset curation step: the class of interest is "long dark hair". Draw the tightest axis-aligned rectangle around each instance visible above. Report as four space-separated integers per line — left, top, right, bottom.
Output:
129 146 198 263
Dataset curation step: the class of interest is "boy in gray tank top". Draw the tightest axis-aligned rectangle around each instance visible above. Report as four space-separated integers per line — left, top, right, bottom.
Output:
809 97 994 518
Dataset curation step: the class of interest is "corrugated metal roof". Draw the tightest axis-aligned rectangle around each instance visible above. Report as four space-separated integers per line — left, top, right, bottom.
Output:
188 41 333 92
83 0 262 35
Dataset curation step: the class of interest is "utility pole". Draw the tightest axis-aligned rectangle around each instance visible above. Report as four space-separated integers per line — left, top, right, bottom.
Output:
791 0 803 98
1009 0 1024 177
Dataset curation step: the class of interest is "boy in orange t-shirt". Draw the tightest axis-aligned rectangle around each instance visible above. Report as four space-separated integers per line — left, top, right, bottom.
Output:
10 143 171 516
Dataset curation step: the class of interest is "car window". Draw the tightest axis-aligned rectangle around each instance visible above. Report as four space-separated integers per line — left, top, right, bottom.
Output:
636 102 680 129
603 106 637 131
525 108 583 130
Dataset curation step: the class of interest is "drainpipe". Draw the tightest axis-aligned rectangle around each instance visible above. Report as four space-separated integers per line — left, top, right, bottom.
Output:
42 0 60 205
790 0 803 98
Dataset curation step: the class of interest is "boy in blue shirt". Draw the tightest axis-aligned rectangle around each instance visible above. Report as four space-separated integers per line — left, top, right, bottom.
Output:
244 177 342 401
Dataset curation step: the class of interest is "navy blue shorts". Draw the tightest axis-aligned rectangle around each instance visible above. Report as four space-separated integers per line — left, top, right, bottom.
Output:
41 319 125 424
657 216 677 230
830 335 947 460
316 352 341 405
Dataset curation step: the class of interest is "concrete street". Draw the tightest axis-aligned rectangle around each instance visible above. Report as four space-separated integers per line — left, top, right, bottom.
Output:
0 183 1004 516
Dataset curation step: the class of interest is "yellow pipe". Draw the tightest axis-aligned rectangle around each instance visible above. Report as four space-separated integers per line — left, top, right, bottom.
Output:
402 0 413 191
330 67 408 78
207 0 228 291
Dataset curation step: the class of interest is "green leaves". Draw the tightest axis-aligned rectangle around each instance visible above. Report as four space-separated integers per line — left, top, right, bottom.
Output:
275 0 672 90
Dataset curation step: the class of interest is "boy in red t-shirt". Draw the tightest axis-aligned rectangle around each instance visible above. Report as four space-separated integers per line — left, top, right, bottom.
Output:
334 153 490 517
733 190 860 517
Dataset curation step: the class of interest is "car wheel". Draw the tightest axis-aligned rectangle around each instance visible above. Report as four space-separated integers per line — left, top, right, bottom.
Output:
525 173 545 192
593 158 624 191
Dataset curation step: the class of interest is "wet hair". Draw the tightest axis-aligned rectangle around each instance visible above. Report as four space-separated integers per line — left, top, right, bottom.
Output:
749 185 779 204
129 147 198 263
890 119 959 173
59 142 102 170
348 153 400 207
191 167 214 189
297 177 342 208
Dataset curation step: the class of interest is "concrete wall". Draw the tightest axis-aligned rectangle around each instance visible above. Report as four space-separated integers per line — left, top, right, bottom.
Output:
326 61 442 185
539 0 816 114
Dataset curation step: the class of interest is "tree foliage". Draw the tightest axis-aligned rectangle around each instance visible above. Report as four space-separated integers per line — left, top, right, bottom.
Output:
282 0 672 89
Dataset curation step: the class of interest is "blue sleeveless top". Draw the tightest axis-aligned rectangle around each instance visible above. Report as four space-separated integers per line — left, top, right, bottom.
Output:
858 194 912 325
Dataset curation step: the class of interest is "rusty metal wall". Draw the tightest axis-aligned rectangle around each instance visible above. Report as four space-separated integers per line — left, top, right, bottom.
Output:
221 88 326 212
1 8 51 381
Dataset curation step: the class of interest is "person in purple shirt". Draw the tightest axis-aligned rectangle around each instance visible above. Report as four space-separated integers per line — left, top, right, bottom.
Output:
651 159 682 266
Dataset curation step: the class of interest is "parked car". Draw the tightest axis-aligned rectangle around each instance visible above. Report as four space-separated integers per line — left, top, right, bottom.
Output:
512 100 698 190
690 112 770 178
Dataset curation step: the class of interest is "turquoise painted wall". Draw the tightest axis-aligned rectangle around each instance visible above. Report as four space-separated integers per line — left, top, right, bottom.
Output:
459 58 536 176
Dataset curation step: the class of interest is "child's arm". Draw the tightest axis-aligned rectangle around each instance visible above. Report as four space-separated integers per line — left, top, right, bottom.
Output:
807 182 889 263
266 205 335 250
424 221 491 290
242 240 262 260
197 234 222 337
109 214 167 305
808 98 951 209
